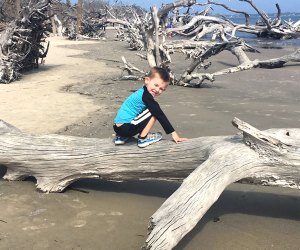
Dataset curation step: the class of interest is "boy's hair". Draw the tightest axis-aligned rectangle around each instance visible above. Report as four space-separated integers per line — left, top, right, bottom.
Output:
147 67 170 83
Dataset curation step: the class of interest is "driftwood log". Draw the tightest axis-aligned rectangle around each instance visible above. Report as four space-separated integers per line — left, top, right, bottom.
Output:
0 118 299 249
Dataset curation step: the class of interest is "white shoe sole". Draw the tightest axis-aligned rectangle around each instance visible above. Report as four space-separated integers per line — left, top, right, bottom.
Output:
138 138 162 148
115 141 126 145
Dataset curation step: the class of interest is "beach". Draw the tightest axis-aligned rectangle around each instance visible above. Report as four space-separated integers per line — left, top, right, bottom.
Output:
0 32 300 249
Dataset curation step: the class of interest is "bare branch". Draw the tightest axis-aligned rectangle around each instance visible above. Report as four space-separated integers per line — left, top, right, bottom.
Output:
208 0 250 26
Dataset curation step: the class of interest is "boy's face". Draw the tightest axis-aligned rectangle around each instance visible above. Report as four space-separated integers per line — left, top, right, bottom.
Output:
145 73 168 97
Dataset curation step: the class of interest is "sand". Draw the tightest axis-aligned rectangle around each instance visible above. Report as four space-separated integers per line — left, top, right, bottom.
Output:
0 33 300 250
0 37 118 134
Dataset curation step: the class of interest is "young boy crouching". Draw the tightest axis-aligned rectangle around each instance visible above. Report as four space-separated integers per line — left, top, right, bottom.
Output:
113 67 187 148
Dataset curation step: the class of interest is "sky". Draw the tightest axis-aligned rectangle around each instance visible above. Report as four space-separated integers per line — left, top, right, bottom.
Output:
70 0 300 14
113 0 300 14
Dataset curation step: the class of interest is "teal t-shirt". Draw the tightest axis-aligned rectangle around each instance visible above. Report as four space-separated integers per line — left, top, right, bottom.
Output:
114 87 146 124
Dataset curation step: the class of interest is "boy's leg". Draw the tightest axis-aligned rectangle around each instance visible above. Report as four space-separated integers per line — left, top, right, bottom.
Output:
114 135 129 145
139 116 156 138
137 117 162 148
113 124 130 145
129 109 162 147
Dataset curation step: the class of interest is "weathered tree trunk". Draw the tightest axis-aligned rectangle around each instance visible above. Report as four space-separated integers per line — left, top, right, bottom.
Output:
0 119 199 192
0 118 299 249
151 6 161 66
76 0 83 35
51 14 57 35
54 15 63 36
15 0 21 17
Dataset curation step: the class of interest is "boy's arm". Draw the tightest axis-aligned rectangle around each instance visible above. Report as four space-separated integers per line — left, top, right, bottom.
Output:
142 87 175 134
142 87 187 143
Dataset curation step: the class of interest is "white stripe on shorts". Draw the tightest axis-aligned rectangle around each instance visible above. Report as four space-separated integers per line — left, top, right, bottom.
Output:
131 109 151 125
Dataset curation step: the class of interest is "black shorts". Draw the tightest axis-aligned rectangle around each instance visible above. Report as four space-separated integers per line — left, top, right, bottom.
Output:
113 109 152 137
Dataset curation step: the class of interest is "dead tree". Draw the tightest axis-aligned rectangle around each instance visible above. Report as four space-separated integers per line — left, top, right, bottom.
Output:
51 0 129 40
119 0 300 86
0 117 299 249
240 0 300 39
177 0 300 40
0 0 52 83
50 0 76 38
76 0 83 34
15 0 21 17
177 43 300 87
119 0 198 82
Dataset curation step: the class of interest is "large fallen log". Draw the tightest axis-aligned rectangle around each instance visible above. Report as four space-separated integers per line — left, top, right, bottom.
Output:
0 119 200 192
0 118 299 249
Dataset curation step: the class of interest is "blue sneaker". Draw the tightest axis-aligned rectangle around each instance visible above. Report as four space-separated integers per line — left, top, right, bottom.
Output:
138 132 162 148
114 135 129 145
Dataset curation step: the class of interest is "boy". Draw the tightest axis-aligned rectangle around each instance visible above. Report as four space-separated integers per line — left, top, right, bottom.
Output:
113 67 187 148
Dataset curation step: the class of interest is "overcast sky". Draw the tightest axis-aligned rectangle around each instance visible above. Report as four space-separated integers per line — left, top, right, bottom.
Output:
115 0 300 14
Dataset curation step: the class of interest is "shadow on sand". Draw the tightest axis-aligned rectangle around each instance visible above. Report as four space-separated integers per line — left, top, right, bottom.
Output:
175 186 300 249
0 164 6 178
70 178 300 220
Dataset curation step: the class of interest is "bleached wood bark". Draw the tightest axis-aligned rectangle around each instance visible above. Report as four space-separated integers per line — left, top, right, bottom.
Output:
16 0 21 18
0 119 201 192
121 56 146 76
151 6 161 66
51 15 57 35
157 0 196 17
76 0 83 34
1 118 299 249
167 15 228 33
54 15 63 36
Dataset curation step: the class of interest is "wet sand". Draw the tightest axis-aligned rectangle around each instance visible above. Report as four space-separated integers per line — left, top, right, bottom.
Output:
1 33 300 249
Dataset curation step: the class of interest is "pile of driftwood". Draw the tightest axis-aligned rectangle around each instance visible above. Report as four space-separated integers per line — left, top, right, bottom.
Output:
50 0 145 40
51 0 109 40
20 0 298 86
117 0 300 86
0 117 299 249
0 0 51 83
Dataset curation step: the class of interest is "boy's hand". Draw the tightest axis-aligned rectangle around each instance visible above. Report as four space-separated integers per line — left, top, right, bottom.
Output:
171 131 188 144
